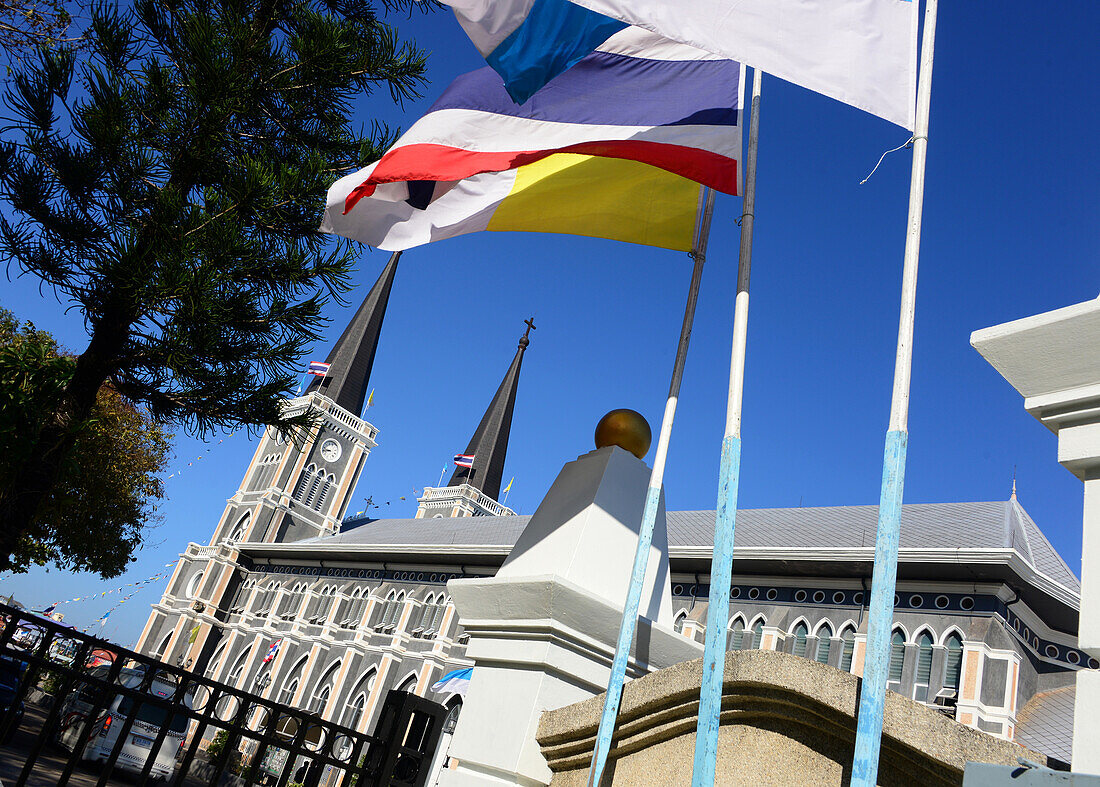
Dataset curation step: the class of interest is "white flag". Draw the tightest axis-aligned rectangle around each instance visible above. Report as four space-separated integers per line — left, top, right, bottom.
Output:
562 0 919 129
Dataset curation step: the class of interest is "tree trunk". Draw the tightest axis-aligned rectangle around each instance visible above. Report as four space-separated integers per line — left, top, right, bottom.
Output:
0 317 128 568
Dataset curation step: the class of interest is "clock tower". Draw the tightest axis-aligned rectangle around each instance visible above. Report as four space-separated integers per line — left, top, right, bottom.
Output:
135 252 400 663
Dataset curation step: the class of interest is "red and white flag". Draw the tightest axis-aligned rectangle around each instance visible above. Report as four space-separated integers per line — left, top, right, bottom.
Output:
262 639 282 663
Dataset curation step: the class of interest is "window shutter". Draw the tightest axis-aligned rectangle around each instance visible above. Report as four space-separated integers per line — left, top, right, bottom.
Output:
944 636 963 690
915 634 934 684
792 623 808 658
888 631 906 682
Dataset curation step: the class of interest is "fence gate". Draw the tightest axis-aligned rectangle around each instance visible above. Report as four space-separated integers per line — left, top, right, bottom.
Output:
0 604 435 786
364 692 447 787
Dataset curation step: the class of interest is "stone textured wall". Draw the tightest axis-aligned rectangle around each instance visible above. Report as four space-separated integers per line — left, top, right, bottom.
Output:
537 650 1040 786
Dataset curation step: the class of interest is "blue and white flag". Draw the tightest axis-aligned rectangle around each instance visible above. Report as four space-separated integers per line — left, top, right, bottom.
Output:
454 454 475 469
431 668 472 696
440 0 918 129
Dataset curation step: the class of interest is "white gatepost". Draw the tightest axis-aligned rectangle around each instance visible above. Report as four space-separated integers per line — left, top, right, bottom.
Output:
440 445 702 786
972 296 1100 774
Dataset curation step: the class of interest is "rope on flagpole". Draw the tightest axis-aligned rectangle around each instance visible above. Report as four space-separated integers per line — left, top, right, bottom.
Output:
859 136 915 185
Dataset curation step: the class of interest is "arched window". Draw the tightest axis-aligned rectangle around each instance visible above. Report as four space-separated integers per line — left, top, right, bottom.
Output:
231 578 257 614
227 511 251 542
255 581 281 617
443 698 463 735
815 623 833 664
375 590 406 631
673 611 687 634
305 585 336 624
293 464 317 501
315 474 335 511
227 649 251 688
913 631 934 702
310 662 341 713
727 617 746 650
749 618 765 649
417 594 437 632
342 670 377 731
791 622 809 658
207 642 228 678
279 657 309 706
278 583 308 619
351 588 369 627
186 570 205 599
887 628 906 689
943 633 964 692
417 595 447 637
152 631 173 661
304 470 324 508
396 674 417 694
344 693 367 732
838 626 856 672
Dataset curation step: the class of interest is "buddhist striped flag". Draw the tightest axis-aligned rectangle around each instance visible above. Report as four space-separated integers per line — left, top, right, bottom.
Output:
322 29 742 253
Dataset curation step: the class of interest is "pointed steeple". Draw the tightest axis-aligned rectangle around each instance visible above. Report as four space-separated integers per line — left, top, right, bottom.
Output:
448 318 535 500
307 252 400 416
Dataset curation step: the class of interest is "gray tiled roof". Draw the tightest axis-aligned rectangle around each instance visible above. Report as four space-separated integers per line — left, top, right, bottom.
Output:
1016 684 1075 765
327 499 1078 592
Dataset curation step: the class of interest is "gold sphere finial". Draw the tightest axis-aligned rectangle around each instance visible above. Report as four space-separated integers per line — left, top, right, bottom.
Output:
594 409 652 459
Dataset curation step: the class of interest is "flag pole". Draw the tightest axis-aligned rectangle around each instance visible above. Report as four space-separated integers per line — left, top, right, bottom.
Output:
586 184 716 787
691 65 762 787
851 0 938 784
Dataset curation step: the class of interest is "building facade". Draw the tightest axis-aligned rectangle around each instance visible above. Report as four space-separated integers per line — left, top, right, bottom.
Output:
137 256 1085 769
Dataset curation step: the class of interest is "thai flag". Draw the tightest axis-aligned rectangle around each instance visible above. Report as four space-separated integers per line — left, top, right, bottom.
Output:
307 361 331 377
454 454 475 468
262 639 282 663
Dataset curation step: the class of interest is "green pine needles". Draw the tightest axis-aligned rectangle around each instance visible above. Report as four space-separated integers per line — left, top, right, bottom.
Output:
0 0 429 566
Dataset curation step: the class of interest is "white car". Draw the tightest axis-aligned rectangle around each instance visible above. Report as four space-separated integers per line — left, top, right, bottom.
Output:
55 665 189 782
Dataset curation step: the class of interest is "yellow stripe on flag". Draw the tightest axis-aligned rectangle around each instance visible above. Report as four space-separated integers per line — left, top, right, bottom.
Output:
486 154 699 251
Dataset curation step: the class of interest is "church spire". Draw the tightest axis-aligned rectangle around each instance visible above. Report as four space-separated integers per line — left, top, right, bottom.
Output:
448 318 535 500
307 252 400 416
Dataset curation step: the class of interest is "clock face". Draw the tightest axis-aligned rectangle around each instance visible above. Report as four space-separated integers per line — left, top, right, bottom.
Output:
320 439 342 463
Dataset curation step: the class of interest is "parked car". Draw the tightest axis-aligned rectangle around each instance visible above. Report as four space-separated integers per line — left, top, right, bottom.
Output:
55 665 189 782
0 655 26 744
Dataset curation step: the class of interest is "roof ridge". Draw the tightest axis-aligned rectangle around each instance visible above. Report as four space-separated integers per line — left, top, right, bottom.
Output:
1011 497 1080 585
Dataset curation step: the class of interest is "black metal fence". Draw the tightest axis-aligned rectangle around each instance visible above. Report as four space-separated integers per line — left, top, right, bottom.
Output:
0 604 446 787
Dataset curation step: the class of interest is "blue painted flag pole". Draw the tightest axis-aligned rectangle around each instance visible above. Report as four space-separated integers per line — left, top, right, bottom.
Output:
586 184 716 787
851 1 939 784
691 66 763 787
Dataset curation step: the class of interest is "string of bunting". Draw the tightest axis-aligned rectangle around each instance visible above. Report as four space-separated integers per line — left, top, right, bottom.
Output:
43 561 179 614
84 564 180 631
165 432 239 480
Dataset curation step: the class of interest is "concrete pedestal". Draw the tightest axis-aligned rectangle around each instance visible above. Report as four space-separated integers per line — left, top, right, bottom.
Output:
439 447 701 786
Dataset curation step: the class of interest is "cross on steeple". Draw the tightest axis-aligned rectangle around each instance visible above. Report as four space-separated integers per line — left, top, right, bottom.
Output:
520 317 536 348
448 318 535 499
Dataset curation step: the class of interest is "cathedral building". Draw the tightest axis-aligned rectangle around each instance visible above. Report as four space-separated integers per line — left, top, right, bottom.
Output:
138 253 1086 770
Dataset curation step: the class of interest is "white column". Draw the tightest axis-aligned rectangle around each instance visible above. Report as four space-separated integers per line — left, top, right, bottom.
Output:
972 297 1100 774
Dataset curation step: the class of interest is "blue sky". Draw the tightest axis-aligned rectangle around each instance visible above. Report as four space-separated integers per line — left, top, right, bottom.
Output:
1 2 1096 645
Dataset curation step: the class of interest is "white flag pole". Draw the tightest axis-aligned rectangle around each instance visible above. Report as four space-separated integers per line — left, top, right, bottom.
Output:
586 184 716 786
851 0 938 784
691 65 762 787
